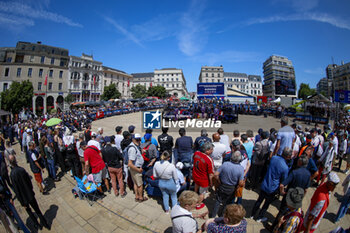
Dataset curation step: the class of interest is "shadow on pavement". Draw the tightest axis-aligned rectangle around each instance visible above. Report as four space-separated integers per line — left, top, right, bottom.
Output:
44 204 59 229
164 226 172 233
324 211 337 223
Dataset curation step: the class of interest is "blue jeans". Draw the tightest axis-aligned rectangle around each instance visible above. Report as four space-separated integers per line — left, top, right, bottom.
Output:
47 159 56 179
159 179 177 211
335 191 350 222
6 199 30 233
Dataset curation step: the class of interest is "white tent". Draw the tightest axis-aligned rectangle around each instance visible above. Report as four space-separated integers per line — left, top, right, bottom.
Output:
273 97 281 103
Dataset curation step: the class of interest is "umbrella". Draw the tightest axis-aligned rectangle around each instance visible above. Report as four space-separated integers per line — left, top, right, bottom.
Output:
180 96 190 101
45 118 62 127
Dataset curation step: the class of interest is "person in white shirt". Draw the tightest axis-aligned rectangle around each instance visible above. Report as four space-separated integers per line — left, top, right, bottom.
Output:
218 128 231 154
175 162 186 193
76 133 85 174
211 133 227 171
338 133 348 172
171 191 206 233
114 126 124 153
87 132 101 150
153 151 178 213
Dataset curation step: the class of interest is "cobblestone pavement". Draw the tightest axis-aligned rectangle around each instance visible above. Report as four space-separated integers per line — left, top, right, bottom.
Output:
2 112 349 232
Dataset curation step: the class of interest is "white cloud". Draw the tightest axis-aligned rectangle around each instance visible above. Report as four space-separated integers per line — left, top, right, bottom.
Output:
304 67 324 75
131 13 178 42
245 12 350 30
104 17 144 47
177 0 208 56
191 50 261 65
0 12 34 26
0 1 82 27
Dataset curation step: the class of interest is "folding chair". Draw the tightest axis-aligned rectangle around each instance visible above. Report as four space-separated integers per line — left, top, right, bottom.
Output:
74 176 101 206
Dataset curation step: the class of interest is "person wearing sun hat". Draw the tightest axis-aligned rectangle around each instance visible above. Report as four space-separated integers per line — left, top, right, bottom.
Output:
303 172 340 233
273 187 305 233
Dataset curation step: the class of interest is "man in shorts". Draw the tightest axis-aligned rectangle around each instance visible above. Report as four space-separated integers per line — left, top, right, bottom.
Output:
192 141 214 209
27 141 47 195
81 143 109 193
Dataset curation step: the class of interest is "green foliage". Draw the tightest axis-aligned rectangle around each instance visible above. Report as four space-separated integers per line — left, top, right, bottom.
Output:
131 84 147 99
1 80 33 114
298 83 316 100
147 85 166 98
101 83 121 101
64 93 75 104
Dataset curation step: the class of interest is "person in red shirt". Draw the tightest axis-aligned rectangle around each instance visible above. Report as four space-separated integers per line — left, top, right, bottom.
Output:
192 141 214 209
81 142 110 193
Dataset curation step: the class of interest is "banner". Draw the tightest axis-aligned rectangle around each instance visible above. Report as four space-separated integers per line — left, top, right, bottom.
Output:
335 90 350 103
197 83 225 95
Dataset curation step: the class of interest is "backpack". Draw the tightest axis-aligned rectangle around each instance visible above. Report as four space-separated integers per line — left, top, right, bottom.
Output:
284 210 304 233
254 140 269 165
122 144 138 165
142 143 151 162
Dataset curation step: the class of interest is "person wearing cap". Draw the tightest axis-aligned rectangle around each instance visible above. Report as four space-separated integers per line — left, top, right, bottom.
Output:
114 126 123 153
251 147 291 222
128 125 135 136
81 142 110 193
272 117 295 157
175 162 186 194
101 136 126 197
273 188 305 233
303 172 340 233
211 151 244 218
87 132 101 150
128 133 148 202
211 133 227 171
141 129 158 147
194 129 212 152
140 133 157 170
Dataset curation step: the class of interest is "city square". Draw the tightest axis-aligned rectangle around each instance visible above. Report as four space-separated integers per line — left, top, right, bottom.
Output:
0 0 350 233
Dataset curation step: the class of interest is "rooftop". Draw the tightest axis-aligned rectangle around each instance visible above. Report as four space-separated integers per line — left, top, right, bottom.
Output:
224 72 247 78
131 72 154 78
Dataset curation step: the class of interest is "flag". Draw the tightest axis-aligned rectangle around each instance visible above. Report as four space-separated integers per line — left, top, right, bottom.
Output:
150 82 152 87
93 75 96 85
44 74 48 86
127 79 130 87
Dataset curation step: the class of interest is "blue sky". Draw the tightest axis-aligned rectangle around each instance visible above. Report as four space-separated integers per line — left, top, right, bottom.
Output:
0 0 350 92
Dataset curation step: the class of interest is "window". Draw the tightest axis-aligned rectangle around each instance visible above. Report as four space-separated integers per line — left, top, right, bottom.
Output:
6 57 12 63
16 68 21 77
212 73 214 77
58 83 62 90
38 82 42 91
39 69 43 77
51 57 55 65
49 70 53 77
59 71 63 78
3 83 8 92
48 82 52 90
206 79 208 82
218 73 220 77
205 73 208 77
30 55 34 62
212 79 214 82
27 68 32 77
41 56 45 63
4 68 9 76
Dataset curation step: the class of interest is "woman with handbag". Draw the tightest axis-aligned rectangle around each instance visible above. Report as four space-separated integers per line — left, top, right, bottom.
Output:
153 151 178 213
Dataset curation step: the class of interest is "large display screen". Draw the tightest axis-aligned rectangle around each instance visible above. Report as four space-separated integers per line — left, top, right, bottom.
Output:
197 83 225 95
275 79 296 95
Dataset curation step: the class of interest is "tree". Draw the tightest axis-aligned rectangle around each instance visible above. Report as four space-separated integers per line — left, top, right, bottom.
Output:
298 83 316 100
147 85 166 98
64 93 75 104
131 84 147 99
1 80 33 114
101 83 121 101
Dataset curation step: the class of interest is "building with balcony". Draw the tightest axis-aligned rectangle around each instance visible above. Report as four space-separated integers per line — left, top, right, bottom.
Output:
333 61 350 91
153 68 188 97
224 72 249 94
0 41 69 114
103 66 132 98
68 54 102 102
262 55 296 98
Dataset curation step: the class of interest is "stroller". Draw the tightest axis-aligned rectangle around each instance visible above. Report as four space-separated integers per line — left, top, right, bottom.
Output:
73 175 101 206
